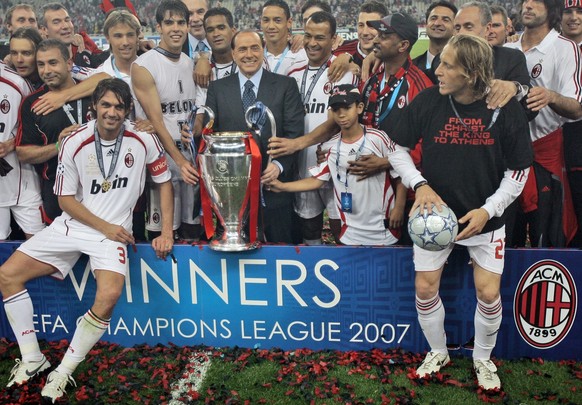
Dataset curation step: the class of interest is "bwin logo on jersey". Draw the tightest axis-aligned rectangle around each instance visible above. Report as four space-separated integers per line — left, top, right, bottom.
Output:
513 259 577 349
90 176 129 194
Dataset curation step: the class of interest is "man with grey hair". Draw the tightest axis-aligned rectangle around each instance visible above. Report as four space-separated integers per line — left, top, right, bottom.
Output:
488 5 509 46
452 1 532 110
38 3 101 68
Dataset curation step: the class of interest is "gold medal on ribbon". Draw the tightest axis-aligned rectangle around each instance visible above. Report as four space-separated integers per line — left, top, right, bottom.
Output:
102 179 112 192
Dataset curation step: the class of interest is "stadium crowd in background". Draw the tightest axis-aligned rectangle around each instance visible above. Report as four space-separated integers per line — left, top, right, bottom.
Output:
0 0 581 400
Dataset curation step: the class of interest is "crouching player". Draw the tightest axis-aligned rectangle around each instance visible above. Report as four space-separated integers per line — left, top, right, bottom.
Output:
386 35 533 390
0 78 174 402
267 84 406 245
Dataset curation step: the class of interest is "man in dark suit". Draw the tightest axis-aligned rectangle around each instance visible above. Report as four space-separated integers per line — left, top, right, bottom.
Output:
205 30 304 243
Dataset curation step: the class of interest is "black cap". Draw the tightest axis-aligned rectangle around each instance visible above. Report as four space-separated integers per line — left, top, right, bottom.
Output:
328 84 361 108
367 13 418 46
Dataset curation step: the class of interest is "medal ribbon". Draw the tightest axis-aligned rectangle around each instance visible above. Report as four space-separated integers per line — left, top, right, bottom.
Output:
94 124 125 190
62 99 82 125
448 95 500 133
300 58 331 106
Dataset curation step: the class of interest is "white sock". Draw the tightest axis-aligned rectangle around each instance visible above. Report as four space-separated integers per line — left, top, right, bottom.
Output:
56 309 110 376
3 290 43 362
416 293 447 354
474 296 502 360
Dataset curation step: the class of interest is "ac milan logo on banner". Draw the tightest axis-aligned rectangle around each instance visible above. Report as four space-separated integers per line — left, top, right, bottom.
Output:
531 63 542 78
513 260 577 349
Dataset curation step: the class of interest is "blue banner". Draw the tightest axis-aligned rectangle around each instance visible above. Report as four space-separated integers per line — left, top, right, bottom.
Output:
0 243 579 360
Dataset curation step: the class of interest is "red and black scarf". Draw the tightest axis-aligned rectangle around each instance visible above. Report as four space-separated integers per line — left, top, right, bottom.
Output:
361 57 411 127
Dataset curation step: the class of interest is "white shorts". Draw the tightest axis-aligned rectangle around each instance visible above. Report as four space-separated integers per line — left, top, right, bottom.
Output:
0 200 45 239
146 147 200 232
294 183 340 220
18 224 129 280
413 226 506 275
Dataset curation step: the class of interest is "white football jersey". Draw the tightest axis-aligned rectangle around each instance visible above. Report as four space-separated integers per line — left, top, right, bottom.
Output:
0 62 40 207
53 120 171 240
310 126 398 246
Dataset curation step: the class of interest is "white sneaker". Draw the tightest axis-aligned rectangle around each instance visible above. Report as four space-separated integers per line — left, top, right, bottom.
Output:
41 370 76 403
6 356 51 387
416 351 450 377
474 359 501 390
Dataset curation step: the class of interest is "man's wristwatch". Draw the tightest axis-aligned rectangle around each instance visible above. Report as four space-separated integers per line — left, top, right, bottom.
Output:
413 180 428 192
513 81 529 99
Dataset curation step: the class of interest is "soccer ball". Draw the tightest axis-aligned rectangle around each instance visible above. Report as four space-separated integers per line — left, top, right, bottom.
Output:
408 205 459 251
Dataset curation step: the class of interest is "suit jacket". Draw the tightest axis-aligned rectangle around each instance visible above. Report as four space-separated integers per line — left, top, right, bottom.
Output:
205 69 305 208
412 50 436 84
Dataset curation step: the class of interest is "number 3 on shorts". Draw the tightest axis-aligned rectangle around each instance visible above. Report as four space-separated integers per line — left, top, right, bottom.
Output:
117 246 127 264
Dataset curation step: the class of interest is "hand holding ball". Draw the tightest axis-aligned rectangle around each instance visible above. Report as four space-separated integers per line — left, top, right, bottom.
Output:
408 205 458 251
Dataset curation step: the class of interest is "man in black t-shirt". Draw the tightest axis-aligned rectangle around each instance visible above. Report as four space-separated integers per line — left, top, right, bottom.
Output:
387 35 533 392
15 39 91 223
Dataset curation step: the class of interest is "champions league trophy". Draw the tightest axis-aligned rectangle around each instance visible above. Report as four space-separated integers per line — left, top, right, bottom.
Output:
196 103 275 251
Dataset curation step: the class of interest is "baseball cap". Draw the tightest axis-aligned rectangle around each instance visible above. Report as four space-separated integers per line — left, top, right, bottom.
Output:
564 0 582 8
367 12 418 46
328 84 361 108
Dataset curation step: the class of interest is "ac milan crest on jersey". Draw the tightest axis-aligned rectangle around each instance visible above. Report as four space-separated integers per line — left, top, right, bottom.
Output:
0 98 10 114
513 259 577 349
397 95 406 109
125 152 134 168
531 63 542 79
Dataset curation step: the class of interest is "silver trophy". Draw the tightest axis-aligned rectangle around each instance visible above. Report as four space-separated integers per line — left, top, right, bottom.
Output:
197 106 255 251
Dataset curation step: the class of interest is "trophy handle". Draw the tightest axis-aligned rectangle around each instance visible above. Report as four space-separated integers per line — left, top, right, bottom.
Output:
245 102 276 164
197 105 216 143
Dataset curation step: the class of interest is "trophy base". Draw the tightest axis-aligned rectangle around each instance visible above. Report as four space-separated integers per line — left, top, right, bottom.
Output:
208 239 259 252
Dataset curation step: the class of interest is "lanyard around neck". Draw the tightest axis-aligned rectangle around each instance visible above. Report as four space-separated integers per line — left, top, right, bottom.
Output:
300 58 331 106
62 99 82 125
448 95 500 133
94 124 125 183
266 45 289 74
336 127 366 190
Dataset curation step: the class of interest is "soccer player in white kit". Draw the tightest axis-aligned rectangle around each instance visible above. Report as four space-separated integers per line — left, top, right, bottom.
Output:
0 62 44 240
287 11 358 244
0 78 174 402
131 0 200 241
